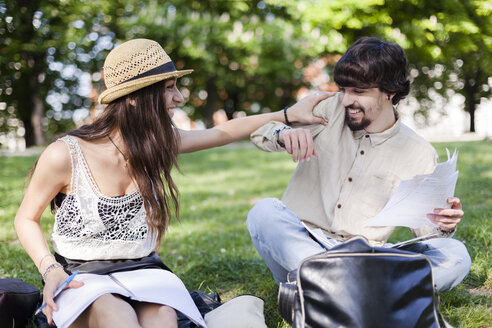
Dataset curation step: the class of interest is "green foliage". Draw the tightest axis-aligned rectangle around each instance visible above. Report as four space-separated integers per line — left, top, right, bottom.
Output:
119 0 326 126
0 0 490 143
289 0 492 131
0 0 136 146
388 0 492 132
1 140 491 327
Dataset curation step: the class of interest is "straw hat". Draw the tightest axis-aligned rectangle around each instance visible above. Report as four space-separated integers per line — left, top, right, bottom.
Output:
98 39 193 104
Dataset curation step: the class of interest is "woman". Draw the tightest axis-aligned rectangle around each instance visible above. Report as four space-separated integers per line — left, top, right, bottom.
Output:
14 38 332 327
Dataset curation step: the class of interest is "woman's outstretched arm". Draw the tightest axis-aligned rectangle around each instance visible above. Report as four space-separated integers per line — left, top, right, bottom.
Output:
178 92 334 154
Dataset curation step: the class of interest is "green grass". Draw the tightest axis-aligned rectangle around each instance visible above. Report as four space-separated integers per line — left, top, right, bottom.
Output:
1 140 491 327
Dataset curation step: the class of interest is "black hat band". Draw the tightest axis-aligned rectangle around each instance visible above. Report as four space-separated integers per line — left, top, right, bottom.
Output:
122 61 177 84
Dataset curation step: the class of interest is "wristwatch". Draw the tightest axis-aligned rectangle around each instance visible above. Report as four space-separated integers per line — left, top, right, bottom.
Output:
438 227 456 238
274 127 291 148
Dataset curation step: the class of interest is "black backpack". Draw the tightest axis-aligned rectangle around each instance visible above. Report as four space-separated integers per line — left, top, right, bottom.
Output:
278 237 450 328
0 278 40 328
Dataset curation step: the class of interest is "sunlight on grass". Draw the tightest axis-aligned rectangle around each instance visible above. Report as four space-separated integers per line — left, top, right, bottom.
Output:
1 140 491 327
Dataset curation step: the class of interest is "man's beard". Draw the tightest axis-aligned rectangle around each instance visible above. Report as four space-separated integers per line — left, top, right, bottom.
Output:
344 106 371 131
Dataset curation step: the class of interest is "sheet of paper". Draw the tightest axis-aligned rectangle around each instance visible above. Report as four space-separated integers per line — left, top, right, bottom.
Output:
390 232 438 248
53 274 129 328
301 221 341 249
364 149 458 229
112 269 207 327
53 269 207 328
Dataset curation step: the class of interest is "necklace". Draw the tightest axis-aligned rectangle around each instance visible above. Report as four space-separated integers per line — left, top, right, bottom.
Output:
108 135 128 164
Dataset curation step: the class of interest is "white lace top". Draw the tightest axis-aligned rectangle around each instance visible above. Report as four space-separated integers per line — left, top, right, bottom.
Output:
50 135 157 260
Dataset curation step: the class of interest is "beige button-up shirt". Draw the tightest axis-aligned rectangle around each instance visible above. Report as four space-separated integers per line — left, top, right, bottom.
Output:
251 93 443 245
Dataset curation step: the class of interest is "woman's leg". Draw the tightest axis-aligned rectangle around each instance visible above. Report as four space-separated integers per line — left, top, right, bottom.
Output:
70 294 140 328
70 294 178 328
133 302 178 328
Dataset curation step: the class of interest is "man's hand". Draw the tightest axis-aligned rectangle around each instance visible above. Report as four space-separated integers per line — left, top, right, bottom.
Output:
286 92 335 125
427 197 464 231
279 128 316 163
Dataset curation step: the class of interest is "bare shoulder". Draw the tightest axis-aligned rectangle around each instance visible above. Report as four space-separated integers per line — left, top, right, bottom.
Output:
36 140 72 176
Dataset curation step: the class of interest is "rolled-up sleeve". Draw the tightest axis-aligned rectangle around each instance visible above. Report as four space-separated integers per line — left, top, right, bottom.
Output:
250 121 289 152
250 94 342 152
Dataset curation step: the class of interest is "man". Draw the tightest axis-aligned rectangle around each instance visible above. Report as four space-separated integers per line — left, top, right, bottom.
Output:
247 37 471 292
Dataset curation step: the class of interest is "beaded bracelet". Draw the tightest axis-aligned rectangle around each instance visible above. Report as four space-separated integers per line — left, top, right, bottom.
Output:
38 253 54 270
283 106 291 126
42 262 62 281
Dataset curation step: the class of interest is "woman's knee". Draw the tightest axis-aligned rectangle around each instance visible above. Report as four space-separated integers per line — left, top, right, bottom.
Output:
134 303 177 328
72 294 139 328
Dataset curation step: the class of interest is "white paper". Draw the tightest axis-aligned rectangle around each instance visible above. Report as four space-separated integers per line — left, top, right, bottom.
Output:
390 232 438 248
364 149 458 229
53 269 207 328
301 221 341 249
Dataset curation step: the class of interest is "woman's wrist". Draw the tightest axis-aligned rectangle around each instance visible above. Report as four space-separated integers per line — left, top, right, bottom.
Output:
42 262 63 281
269 106 292 125
38 254 61 278
283 106 292 125
274 126 292 147
38 253 55 271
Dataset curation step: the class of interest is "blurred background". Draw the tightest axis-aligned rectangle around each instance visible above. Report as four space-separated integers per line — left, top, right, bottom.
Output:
0 0 490 152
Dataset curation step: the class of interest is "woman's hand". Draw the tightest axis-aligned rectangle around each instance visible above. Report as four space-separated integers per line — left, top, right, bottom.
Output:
42 268 83 324
177 91 334 153
285 92 335 125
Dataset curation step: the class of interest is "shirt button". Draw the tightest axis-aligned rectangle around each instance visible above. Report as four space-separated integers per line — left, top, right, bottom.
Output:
337 204 342 208
348 177 353 182
360 150 365 155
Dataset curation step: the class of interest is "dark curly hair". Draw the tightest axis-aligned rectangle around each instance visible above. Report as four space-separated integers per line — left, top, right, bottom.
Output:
334 37 410 105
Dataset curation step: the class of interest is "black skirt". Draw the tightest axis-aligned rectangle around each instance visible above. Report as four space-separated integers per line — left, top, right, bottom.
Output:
54 252 172 275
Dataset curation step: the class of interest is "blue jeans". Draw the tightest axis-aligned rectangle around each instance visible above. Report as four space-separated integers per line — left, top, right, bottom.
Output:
247 198 471 292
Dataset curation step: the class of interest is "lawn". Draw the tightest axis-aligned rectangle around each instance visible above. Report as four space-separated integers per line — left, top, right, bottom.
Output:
0 140 491 327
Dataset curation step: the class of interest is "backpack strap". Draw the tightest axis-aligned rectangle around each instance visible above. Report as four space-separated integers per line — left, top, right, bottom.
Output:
278 282 296 324
435 291 454 328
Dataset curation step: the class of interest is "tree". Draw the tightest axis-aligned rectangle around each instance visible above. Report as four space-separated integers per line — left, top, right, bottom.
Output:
390 0 491 132
0 0 134 147
275 0 491 132
2 0 489 147
118 0 328 127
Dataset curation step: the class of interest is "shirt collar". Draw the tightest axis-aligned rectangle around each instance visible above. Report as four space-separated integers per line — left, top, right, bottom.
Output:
353 111 401 146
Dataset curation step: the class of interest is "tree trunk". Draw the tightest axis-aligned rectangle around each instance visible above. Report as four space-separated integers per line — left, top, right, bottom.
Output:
29 73 45 145
468 100 475 133
280 83 293 109
21 117 35 147
204 75 217 128
463 73 480 133
225 92 239 119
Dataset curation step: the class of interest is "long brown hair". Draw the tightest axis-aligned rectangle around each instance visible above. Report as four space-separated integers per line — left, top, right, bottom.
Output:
62 80 180 240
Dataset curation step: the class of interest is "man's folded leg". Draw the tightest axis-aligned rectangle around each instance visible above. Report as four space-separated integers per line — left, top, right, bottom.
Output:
400 237 471 292
247 198 326 284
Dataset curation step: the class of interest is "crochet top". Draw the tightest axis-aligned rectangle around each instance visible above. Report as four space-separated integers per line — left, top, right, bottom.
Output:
50 135 156 260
